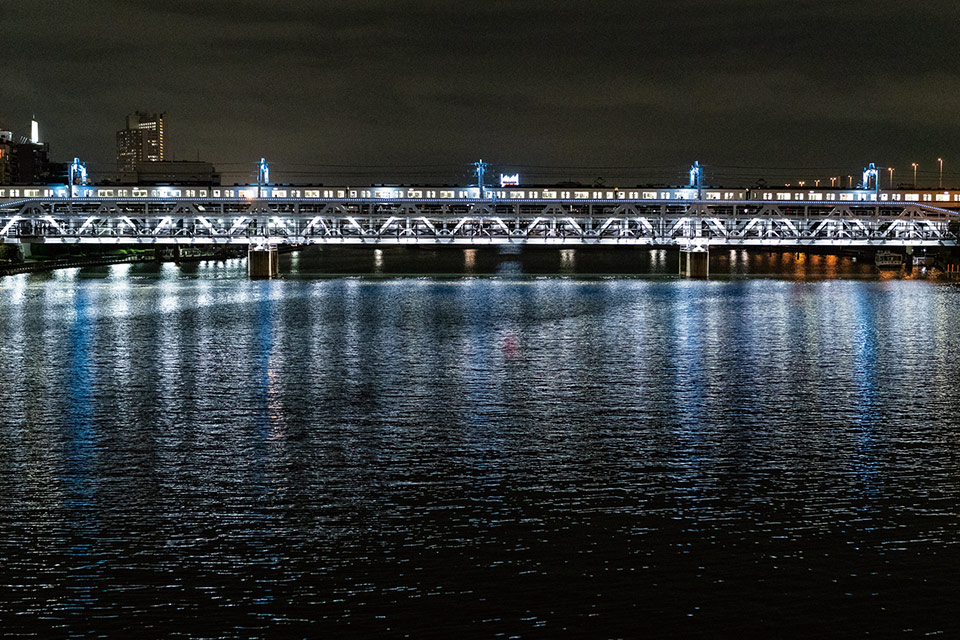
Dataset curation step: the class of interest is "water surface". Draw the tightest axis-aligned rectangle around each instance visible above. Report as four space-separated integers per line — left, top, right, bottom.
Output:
0 250 958 638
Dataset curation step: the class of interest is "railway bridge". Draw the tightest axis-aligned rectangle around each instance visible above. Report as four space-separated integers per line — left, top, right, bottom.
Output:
1 189 958 277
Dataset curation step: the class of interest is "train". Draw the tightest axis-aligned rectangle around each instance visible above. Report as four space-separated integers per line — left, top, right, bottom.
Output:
2 183 960 206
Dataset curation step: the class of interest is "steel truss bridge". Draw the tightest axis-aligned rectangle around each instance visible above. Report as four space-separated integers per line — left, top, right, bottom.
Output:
1 196 958 248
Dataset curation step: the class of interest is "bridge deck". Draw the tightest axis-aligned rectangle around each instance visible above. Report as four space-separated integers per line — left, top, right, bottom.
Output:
1 197 957 247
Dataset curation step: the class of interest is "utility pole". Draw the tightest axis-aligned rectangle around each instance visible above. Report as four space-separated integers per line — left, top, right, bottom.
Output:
258 158 270 198
688 161 704 199
473 159 488 197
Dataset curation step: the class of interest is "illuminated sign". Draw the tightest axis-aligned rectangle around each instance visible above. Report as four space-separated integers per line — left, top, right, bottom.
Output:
500 173 519 187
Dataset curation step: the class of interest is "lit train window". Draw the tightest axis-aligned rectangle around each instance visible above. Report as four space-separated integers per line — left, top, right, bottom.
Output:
510 191 524 199
628 192 639 199
337 190 346 198
706 192 721 199
543 191 556 199
274 190 287 197
408 190 422 198
529 191 539 198
303 190 319 198
923 194 932 201
777 193 790 200
9 189 19 197
134 189 147 197
0 190 5 197
25 189 39 197
591 191 603 199
349 190 358 197
440 190 454 198
616 191 625 199
840 193 853 201
643 192 657 199
426 190 436 198
458 191 470 198
763 193 773 200
825 193 835 200
954 194 960 201
892 193 901 201
905 194 919 201
880 194 888 201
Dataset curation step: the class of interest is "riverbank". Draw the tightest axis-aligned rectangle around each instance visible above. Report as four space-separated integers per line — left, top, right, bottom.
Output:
0 253 156 276
0 244 300 277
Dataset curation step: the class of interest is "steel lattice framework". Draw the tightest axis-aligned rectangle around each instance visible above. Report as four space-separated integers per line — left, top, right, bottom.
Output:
0 197 958 247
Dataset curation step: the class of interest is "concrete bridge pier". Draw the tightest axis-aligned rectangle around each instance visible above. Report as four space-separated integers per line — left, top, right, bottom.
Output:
248 244 279 278
680 246 710 278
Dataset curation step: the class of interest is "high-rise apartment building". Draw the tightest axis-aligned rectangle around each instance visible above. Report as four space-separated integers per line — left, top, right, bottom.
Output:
116 111 165 170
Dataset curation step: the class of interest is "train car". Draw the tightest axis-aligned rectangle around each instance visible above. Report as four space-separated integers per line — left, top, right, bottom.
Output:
3 183 960 207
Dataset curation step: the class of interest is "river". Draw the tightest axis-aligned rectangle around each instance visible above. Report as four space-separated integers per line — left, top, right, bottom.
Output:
0 247 958 637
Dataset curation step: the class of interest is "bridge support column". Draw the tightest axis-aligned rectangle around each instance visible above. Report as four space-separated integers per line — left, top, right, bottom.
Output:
680 246 710 278
248 244 279 279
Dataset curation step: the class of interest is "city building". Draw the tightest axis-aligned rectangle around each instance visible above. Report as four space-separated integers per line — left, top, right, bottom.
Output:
0 118 54 185
10 141 52 183
116 111 165 170
0 126 12 185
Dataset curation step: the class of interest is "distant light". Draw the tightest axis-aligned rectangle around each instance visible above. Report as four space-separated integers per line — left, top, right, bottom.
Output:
30 119 39 144
500 173 519 187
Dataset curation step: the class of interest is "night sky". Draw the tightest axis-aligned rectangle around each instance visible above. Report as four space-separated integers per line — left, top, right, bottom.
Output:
4 0 960 186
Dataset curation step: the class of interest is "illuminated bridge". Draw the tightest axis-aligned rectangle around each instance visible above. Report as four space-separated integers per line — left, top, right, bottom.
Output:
1 161 958 276
1 190 957 248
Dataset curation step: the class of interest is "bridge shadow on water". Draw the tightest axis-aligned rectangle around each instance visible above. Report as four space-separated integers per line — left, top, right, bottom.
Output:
284 246 899 280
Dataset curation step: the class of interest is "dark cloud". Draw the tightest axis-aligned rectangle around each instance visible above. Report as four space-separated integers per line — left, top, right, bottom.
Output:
2 0 959 185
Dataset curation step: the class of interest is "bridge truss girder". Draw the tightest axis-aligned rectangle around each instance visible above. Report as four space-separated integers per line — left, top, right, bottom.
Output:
0 199 956 247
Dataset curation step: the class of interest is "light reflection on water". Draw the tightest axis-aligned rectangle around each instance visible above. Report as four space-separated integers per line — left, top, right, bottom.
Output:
0 252 959 637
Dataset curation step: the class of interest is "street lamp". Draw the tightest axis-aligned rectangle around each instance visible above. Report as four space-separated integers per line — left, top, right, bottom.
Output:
888 167 894 188
938 158 943 189
830 177 836 187
848 175 853 188
912 163 918 188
